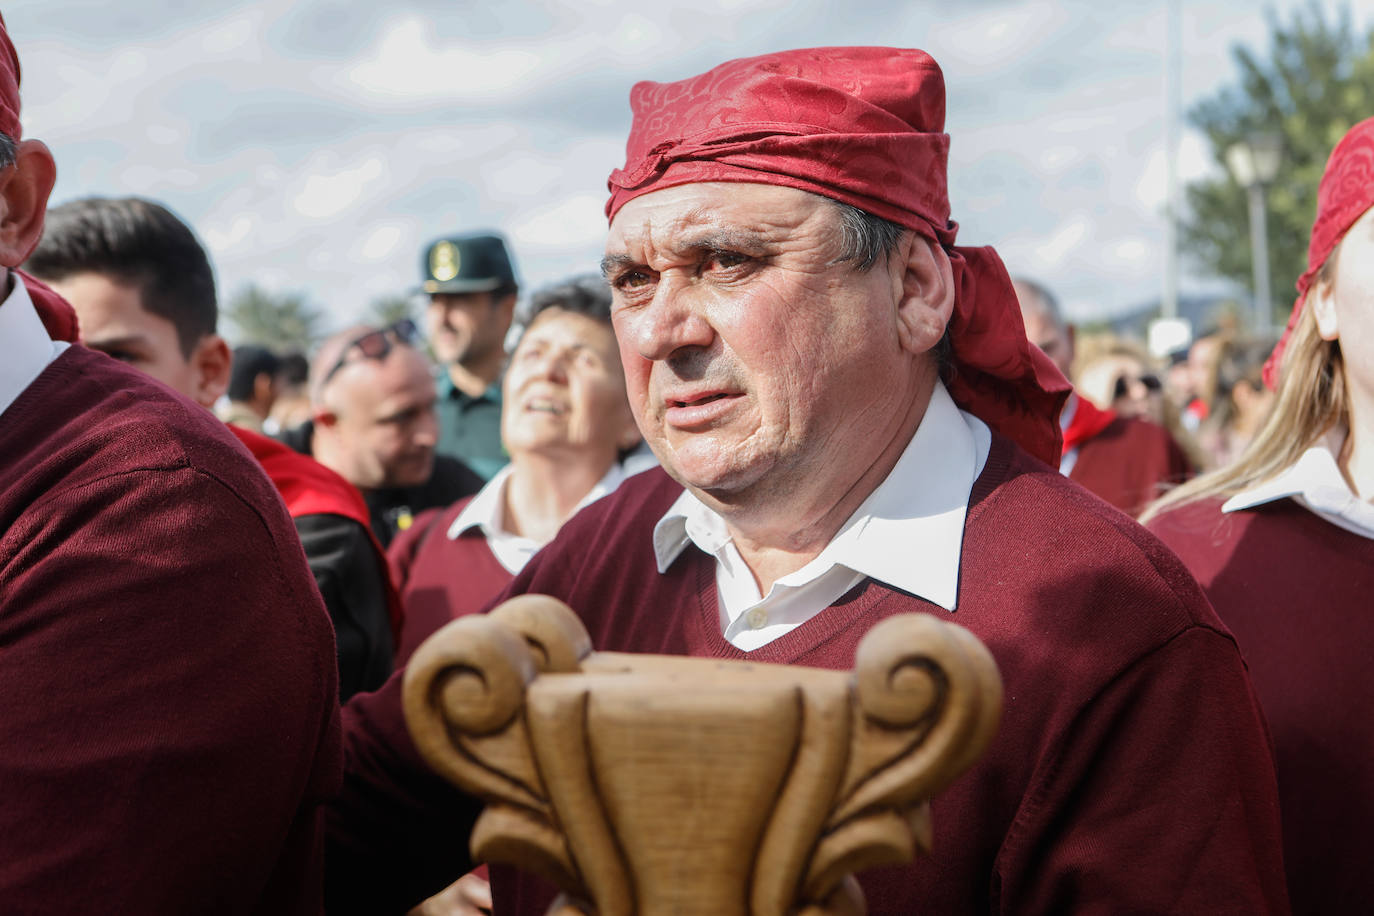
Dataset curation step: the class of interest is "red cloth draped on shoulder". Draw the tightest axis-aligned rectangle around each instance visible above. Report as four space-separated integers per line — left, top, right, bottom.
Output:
1264 116 1374 389
229 424 405 641
604 47 1069 466
1061 394 1116 455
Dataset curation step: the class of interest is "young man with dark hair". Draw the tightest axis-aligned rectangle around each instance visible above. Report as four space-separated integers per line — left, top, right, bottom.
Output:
27 195 397 701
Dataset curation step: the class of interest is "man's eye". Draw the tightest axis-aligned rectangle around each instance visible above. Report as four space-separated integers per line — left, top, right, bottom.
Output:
101 348 141 365
614 270 654 289
705 250 749 271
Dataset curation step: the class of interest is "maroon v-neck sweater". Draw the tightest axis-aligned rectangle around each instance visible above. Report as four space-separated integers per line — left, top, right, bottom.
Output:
1070 415 1193 517
1149 497 1374 916
388 497 515 666
0 345 342 913
330 437 1288 915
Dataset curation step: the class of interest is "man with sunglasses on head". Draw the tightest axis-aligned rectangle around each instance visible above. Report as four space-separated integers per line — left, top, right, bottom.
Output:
284 318 482 549
1014 276 1193 516
26 195 398 701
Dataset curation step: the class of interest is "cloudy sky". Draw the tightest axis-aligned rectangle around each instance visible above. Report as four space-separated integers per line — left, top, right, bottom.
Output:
8 0 1365 336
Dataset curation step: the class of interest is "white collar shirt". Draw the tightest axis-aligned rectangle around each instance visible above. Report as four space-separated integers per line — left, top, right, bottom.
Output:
448 458 653 575
1058 392 1079 476
652 381 992 650
1223 428 1374 539
0 275 69 419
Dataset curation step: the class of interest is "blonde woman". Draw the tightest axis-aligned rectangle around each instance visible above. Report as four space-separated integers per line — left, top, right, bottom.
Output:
1144 117 1374 915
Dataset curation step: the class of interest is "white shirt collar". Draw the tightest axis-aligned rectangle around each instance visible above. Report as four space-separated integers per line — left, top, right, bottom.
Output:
652 380 991 612
449 459 646 574
0 275 70 418
1222 428 1374 539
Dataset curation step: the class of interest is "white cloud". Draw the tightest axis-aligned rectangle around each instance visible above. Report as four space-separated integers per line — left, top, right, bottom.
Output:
204 214 254 256
357 223 404 262
1135 130 1215 210
292 155 386 220
510 193 608 250
1034 217 1089 266
1111 238 1150 263
346 19 544 101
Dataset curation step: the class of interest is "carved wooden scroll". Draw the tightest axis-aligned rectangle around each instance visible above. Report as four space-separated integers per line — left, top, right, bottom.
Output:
403 595 1002 916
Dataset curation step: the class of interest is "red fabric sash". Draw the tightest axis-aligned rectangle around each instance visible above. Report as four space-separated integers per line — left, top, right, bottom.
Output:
1061 394 1116 456
229 424 404 641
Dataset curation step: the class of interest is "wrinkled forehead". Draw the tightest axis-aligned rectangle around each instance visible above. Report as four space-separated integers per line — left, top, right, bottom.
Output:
604 181 839 258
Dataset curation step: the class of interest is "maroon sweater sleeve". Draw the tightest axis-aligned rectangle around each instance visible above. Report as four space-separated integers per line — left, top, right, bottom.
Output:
0 349 342 913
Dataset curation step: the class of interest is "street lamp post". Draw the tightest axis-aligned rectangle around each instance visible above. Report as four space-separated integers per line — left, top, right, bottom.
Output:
1225 134 1283 334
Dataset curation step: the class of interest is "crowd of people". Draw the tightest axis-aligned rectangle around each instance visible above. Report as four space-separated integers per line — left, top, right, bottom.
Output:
2 15 1371 915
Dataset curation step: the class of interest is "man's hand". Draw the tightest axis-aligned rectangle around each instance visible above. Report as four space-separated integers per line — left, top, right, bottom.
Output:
407 872 492 916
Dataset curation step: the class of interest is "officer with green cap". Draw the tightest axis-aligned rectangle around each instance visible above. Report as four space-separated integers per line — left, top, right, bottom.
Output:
420 232 518 480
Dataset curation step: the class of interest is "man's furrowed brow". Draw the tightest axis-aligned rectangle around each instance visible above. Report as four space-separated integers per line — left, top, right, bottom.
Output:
600 254 636 278
678 228 770 255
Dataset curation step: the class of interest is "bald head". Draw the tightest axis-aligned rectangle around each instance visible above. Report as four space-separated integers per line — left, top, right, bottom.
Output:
310 325 439 491
1013 277 1074 378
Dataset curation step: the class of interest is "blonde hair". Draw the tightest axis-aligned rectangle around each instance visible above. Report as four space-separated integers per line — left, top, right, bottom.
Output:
1141 251 1347 522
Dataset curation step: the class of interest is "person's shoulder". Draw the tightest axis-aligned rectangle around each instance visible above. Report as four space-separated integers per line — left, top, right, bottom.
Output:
427 454 486 500
4 347 273 502
973 434 1220 630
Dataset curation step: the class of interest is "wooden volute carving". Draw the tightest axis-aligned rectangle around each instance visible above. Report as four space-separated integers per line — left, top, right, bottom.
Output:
403 595 1002 916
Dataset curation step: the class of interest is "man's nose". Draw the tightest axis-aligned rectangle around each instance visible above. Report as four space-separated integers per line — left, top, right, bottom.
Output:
624 277 715 363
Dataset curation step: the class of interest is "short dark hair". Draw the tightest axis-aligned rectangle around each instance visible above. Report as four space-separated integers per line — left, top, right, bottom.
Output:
228 345 281 402
513 274 613 350
0 132 16 170
830 200 953 371
831 200 906 271
24 197 217 358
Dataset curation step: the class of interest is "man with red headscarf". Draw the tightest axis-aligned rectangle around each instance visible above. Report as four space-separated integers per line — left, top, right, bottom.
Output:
329 48 1287 914
0 16 342 911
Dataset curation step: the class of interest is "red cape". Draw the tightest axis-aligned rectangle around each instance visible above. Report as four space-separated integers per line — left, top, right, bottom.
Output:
229 424 403 640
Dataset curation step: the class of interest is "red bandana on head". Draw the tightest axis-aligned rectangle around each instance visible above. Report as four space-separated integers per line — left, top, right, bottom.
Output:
604 46 1070 466
1264 116 1374 389
0 13 78 343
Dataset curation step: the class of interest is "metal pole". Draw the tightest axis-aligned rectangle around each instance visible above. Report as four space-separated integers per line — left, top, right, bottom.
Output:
1247 183 1271 333
1162 0 1181 321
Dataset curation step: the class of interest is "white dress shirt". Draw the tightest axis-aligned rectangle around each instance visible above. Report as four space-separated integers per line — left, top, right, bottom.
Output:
652 381 992 650
448 453 658 575
0 275 69 418
1223 427 1374 539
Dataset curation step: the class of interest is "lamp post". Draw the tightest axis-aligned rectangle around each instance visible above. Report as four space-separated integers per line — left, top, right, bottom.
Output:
1225 133 1283 334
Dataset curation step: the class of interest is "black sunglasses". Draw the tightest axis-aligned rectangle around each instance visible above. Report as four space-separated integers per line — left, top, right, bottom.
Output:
1112 373 1162 400
321 318 420 385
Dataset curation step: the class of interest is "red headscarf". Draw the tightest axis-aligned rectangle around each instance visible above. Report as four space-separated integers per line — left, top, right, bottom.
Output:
1263 116 1374 389
0 13 78 343
605 47 1070 466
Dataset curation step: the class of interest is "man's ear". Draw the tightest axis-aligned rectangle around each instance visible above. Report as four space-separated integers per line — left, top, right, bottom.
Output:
0 140 57 267
894 232 955 356
1310 282 1339 341
189 334 231 409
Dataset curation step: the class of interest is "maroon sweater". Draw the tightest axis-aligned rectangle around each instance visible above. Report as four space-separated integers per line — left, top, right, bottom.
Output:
0 345 343 913
1148 498 1374 915
1070 415 1192 517
330 437 1288 915
388 498 515 666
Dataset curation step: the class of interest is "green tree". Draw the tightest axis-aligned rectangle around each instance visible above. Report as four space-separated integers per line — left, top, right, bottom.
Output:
1182 2 1374 326
369 294 415 328
223 284 325 352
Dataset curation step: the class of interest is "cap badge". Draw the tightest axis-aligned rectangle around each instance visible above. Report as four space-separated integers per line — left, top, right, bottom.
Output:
429 241 460 282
